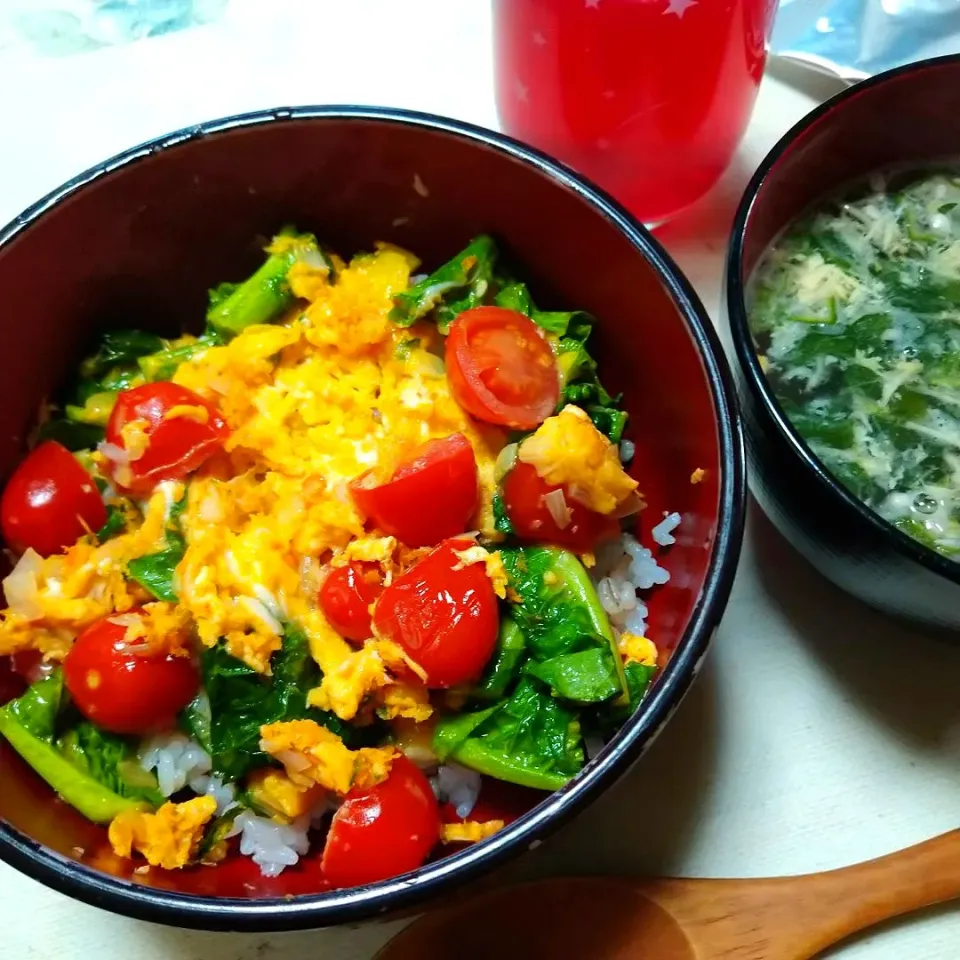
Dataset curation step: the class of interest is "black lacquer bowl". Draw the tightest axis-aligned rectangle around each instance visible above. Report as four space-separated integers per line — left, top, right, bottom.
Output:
726 54 960 629
0 107 744 930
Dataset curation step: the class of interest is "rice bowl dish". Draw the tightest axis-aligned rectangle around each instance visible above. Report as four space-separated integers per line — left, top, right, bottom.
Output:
0 230 684 890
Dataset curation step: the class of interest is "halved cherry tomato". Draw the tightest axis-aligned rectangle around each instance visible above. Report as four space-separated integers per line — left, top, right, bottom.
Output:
502 462 618 552
105 382 229 492
445 307 559 431
318 562 383 642
350 433 478 547
1 441 107 556
322 754 440 889
373 537 498 689
63 613 199 735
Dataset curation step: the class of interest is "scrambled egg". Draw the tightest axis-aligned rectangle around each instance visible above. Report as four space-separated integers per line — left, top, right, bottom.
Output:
0 483 182 658
169 246 505 674
0 247 506 700
260 719 396 794
517 405 638 514
618 632 658 667
108 796 216 870
452 544 508 599
246 768 325 822
440 820 505 844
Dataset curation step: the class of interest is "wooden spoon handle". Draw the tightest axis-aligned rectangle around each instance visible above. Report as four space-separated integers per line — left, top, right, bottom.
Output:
640 830 960 959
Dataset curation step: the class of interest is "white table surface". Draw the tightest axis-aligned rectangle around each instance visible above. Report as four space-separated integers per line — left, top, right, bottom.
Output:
1 3 959 958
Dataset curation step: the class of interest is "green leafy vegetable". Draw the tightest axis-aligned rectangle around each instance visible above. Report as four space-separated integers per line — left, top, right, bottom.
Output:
138 330 226 382
65 391 118 427
433 677 583 790
4 670 64 741
196 625 369 781
0 672 154 823
207 229 330 337
197 807 243 861
524 647 621 704
126 491 187 602
80 330 164 381
472 617 526 701
96 503 129 542
494 282 592 340
390 235 497 332
500 546 627 695
491 490 515 536
57 721 164 806
590 661 657 736
36 418 104 451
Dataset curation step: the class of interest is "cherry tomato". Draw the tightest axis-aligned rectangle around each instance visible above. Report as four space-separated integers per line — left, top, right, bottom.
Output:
502 462 618 552
445 307 559 431
350 433 479 547
1 441 107 556
322 754 440 889
373 537 498 688
63 614 199 735
105 382 229 492
318 562 383 642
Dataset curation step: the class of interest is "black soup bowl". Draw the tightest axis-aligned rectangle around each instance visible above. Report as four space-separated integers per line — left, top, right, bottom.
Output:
0 107 744 930
725 55 960 630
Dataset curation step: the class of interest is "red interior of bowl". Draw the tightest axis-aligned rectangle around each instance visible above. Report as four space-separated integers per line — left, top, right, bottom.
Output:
0 113 727 900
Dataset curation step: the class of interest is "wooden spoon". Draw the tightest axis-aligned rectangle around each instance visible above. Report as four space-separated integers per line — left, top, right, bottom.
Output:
376 831 960 959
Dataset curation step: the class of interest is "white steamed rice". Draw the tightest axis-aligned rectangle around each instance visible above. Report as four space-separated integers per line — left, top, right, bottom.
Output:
139 732 213 797
227 810 312 878
433 763 481 818
651 511 682 546
592 527 676 636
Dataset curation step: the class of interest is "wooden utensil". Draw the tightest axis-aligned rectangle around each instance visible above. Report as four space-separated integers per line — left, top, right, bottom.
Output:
376 830 960 959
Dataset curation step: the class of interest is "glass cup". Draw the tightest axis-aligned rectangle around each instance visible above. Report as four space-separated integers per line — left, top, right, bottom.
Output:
494 0 778 225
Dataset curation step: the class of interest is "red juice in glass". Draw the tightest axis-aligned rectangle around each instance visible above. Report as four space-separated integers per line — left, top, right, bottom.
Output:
494 0 776 224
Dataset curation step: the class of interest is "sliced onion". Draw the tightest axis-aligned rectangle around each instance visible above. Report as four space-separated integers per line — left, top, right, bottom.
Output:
271 748 311 773
494 443 518 484
543 488 572 530
299 247 329 270
612 491 645 519
97 441 129 465
3 548 43 619
107 613 142 628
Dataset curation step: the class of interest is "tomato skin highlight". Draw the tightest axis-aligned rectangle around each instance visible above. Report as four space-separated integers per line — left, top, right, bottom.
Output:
63 614 199 735
318 563 383 642
373 537 498 689
1 441 107 557
350 433 479 548
502 462 618 552
105 382 229 492
322 754 440 889
445 307 559 431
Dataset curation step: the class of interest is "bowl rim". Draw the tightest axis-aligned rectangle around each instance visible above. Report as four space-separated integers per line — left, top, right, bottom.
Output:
726 53 960 588
0 104 746 931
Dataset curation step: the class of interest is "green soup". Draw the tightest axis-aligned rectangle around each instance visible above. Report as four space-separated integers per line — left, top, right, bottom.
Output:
748 170 960 559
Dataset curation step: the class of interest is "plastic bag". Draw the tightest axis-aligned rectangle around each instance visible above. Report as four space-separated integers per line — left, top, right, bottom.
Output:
771 0 960 81
0 0 228 57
